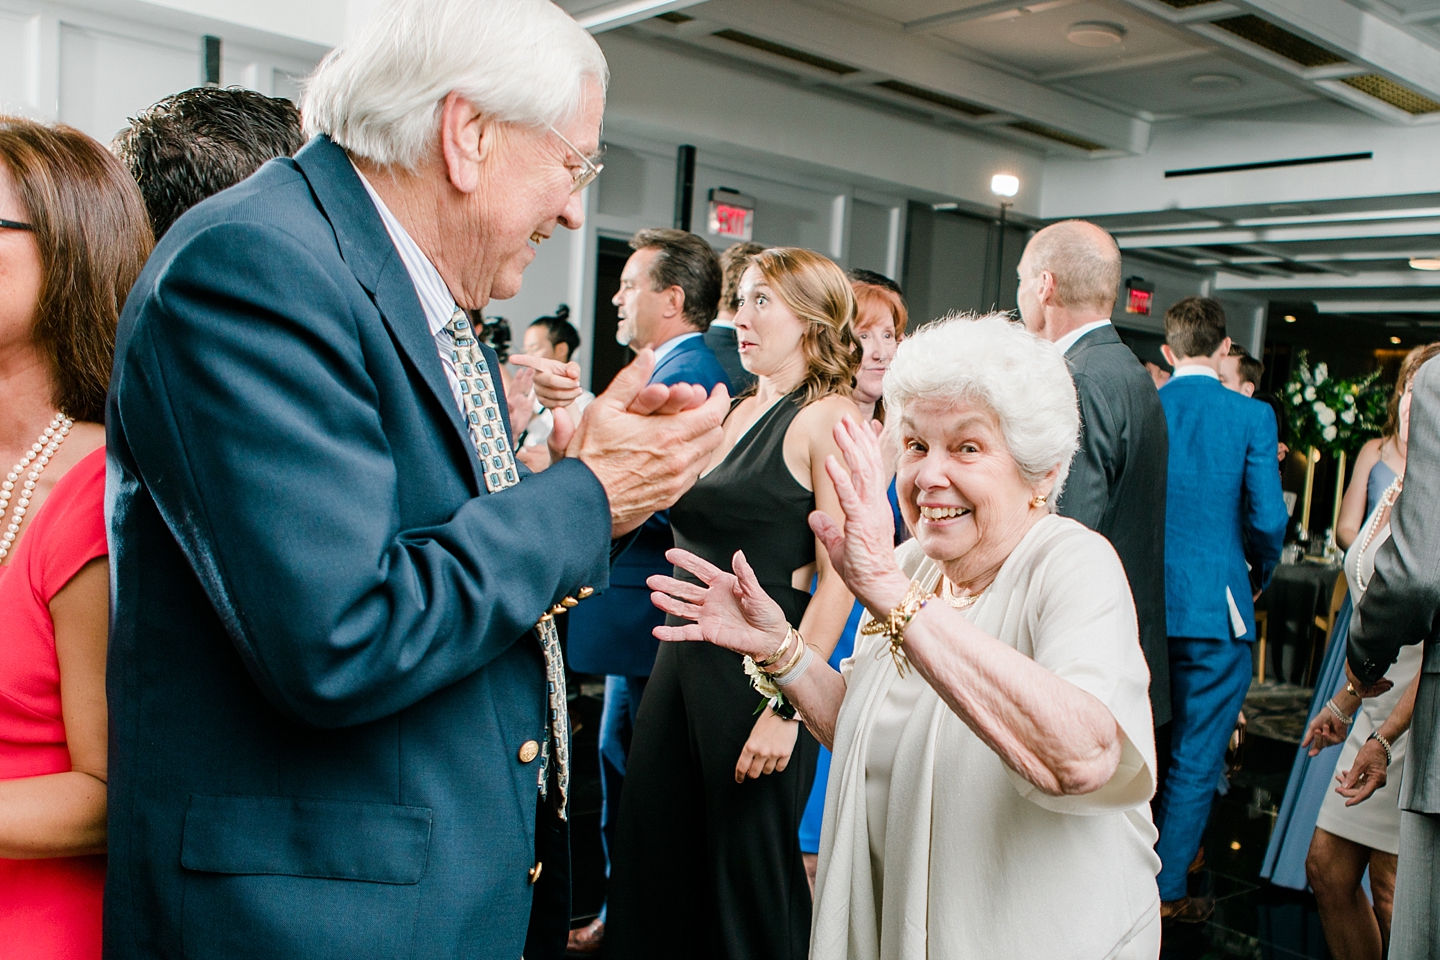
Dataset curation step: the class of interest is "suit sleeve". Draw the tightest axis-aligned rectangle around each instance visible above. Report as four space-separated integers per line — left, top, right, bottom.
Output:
117 221 613 728
1240 401 1289 593
1349 358 1440 683
1057 369 1116 530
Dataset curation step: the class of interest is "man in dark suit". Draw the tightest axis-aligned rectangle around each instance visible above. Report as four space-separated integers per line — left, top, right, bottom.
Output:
1152 297 1288 922
703 240 764 394
518 227 730 955
1347 356 1440 959
103 4 727 959
1017 220 1171 727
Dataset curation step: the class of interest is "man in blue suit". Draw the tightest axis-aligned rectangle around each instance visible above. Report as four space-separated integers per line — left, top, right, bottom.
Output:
102 4 727 958
1153 296 1289 922
538 228 731 955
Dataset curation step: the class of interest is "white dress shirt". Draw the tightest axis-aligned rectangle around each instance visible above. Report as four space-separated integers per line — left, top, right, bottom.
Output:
1170 364 1220 381
1053 319 1112 356
353 165 469 416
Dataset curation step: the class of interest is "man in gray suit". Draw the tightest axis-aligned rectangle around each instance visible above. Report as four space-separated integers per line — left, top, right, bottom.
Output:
1347 355 1440 959
1018 220 1171 726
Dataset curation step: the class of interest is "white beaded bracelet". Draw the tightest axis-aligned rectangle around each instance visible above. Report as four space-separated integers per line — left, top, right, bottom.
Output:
773 645 814 687
1324 698 1354 726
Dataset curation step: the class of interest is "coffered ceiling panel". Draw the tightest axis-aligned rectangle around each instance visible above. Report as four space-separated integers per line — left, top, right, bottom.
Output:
1060 53 1314 116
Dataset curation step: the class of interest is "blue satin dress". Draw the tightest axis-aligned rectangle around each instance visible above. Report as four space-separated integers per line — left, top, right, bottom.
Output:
1260 459 1397 889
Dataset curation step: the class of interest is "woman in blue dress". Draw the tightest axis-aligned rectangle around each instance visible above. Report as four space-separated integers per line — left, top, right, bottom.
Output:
1261 354 1415 890
798 270 907 890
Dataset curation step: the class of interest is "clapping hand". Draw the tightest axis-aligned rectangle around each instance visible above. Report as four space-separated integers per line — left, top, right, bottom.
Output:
510 354 583 409
1335 739 1388 806
808 416 911 615
649 548 789 662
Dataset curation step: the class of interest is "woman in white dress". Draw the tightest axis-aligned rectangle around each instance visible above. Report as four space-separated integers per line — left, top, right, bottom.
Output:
1300 358 1432 960
648 313 1161 959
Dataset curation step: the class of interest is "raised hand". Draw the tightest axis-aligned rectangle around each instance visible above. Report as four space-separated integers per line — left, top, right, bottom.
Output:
1335 739 1388 806
649 548 789 662
809 415 910 615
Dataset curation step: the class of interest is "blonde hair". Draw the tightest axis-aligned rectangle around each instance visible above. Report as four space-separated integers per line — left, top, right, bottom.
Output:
750 247 859 404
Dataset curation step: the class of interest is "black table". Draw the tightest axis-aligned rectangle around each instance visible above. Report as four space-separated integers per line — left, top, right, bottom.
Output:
1258 561 1342 686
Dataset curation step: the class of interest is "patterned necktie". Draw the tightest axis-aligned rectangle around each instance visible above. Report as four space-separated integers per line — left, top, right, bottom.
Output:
444 309 569 819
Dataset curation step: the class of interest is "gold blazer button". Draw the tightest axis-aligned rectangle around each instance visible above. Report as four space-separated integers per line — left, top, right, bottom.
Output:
528 861 543 884
518 740 540 763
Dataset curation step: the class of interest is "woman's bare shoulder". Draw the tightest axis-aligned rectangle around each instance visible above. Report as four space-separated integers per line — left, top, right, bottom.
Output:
795 394 860 431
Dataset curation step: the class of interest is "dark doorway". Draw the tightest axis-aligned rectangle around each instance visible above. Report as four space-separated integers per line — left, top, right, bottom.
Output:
590 236 634 393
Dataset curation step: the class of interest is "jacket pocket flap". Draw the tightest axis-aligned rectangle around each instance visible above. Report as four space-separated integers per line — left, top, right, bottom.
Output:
181 795 432 884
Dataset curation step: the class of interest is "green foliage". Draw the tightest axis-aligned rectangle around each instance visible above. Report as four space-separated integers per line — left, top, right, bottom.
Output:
1282 350 1388 457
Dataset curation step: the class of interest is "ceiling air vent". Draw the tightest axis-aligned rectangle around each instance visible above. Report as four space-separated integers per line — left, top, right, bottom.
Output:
654 11 694 24
712 29 860 75
1211 16 1346 68
1340 75 1440 115
1009 121 1106 152
875 80 992 117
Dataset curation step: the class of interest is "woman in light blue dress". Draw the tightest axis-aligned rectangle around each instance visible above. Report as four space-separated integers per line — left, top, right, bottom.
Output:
1261 371 1410 889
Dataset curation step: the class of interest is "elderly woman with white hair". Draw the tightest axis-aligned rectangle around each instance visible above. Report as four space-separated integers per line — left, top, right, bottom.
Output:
650 313 1162 959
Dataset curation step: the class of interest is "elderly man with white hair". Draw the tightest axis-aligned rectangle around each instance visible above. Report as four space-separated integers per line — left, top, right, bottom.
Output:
650 313 1163 959
103 2 727 958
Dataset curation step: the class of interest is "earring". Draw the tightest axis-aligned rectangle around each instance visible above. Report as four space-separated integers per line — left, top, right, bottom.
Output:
1031 495 1048 508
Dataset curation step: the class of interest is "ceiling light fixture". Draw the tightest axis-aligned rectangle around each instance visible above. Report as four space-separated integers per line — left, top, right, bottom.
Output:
1410 257 1440 271
1189 73 1243 92
1391 336 1403 344
1284 315 1297 323
991 174 1020 198
1066 21 1126 48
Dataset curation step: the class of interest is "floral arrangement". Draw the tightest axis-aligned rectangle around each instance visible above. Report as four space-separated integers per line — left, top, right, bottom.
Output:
1283 350 1388 457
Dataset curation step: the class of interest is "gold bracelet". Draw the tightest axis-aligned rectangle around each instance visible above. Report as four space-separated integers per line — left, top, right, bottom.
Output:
755 626 794 669
765 628 807 677
860 579 930 677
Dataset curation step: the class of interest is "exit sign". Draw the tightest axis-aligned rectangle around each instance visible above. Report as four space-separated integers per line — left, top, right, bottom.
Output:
707 188 755 240
1125 277 1155 315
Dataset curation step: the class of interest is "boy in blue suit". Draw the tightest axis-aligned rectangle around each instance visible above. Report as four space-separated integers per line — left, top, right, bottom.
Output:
526 228 731 955
1154 297 1289 922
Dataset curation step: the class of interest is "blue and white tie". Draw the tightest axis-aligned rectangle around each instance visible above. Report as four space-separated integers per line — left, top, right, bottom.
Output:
444 309 569 818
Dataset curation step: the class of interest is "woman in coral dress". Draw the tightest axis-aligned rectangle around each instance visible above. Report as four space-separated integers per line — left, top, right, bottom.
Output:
0 116 152 959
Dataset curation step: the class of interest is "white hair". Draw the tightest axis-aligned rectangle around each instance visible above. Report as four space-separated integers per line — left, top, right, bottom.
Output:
302 0 609 169
883 312 1080 507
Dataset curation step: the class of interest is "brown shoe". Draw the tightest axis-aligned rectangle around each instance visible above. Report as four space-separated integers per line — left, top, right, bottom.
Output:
566 918 604 956
1161 896 1214 924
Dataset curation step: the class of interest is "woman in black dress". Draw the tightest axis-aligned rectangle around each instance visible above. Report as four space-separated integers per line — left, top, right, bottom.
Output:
605 248 861 959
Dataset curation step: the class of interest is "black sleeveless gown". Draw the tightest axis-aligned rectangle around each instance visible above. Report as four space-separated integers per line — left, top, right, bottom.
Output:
605 391 819 960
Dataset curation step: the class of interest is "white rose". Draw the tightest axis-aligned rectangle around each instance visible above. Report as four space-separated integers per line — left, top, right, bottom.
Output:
1323 425 1338 441
1316 363 1329 383
1341 409 1355 424
1315 403 1336 425
1305 386 1316 401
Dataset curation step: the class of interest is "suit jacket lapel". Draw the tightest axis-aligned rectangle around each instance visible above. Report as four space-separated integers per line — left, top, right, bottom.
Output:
293 136 481 488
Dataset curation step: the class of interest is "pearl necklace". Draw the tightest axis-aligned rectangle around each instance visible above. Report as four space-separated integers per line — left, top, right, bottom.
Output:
0 413 74 563
1354 476 1402 594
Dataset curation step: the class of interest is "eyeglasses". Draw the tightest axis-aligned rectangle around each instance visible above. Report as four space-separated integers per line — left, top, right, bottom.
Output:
0 219 33 231
547 124 603 194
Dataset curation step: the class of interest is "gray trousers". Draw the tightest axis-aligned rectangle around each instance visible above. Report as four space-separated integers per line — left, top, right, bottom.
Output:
1391 809 1440 959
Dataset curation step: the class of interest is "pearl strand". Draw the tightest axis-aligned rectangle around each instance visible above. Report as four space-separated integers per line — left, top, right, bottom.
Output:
0 413 73 562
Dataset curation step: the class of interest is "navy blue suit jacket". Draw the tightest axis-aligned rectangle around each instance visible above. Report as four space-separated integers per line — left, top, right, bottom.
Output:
1159 372 1288 642
567 335 730 677
104 136 614 959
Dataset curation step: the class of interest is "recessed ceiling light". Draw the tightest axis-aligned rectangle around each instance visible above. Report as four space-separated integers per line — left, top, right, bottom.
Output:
1067 21 1126 47
1410 257 1440 271
1284 315 1297 323
1189 73 1243 92
1391 336 1403 344
990 173 1020 198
